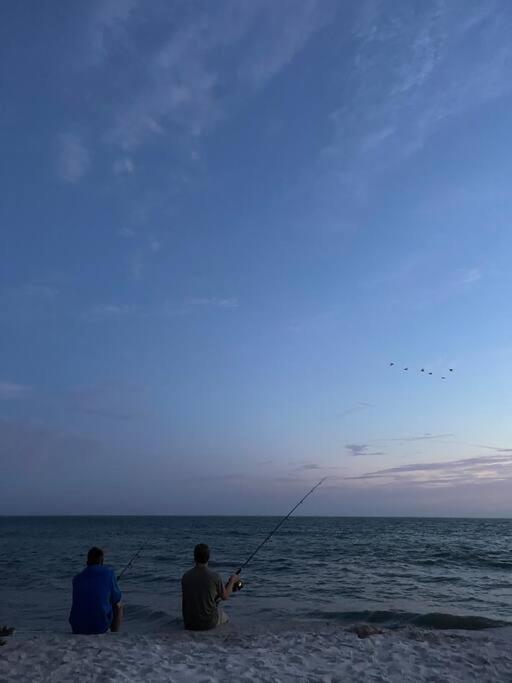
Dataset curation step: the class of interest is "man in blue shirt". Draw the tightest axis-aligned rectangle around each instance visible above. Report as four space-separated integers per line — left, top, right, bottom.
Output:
69 547 123 634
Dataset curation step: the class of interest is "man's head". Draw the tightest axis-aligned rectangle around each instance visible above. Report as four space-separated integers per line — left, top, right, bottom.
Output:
87 547 104 566
194 543 210 565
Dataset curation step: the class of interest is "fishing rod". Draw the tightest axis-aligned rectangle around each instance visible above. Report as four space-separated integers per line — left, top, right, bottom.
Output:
230 477 326 591
117 478 325 584
117 538 151 581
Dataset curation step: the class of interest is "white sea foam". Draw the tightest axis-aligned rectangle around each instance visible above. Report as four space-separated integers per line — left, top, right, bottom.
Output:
1 624 511 682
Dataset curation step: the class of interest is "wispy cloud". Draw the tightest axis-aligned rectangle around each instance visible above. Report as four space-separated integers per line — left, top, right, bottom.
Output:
326 2 512 188
0 382 32 400
119 226 135 238
79 298 240 323
113 157 135 175
0 284 59 322
124 230 164 280
57 132 90 182
69 382 147 421
457 267 481 286
186 297 239 309
337 401 373 419
296 463 344 474
352 453 512 488
129 253 145 280
0 418 104 480
364 257 483 310
80 304 134 322
86 0 139 66
345 443 384 457
379 433 454 444
477 443 512 454
148 237 161 252
99 1 333 149
236 0 334 87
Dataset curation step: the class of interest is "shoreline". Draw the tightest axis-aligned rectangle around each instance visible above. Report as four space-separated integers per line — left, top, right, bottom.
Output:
2 623 511 682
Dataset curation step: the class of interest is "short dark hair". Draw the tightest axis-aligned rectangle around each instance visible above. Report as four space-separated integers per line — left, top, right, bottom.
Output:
87 547 104 565
194 543 210 564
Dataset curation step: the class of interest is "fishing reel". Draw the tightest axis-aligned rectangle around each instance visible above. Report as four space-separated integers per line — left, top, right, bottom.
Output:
232 578 244 592
231 569 244 592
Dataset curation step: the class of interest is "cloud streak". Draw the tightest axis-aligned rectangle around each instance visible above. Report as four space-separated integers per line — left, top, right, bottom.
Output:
379 433 454 443
186 297 239 309
86 0 138 66
57 132 90 182
326 2 512 194
0 284 59 323
80 304 134 323
337 401 373 419
345 443 385 457
69 382 147 421
0 382 32 400
113 157 135 175
98 1 333 149
352 453 512 488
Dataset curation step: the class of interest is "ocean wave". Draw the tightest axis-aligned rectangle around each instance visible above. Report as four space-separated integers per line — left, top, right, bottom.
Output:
124 603 180 627
414 553 512 571
305 609 509 631
141 575 180 584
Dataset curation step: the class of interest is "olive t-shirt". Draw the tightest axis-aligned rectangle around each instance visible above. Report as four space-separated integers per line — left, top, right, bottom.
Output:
181 566 224 630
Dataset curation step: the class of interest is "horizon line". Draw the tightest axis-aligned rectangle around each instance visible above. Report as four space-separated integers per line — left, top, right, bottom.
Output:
1 514 511 520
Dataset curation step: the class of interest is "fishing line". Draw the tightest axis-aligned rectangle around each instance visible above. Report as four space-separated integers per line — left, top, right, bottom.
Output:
117 538 151 581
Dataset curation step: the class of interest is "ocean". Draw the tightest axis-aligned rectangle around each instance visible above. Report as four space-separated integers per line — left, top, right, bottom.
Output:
1 516 511 635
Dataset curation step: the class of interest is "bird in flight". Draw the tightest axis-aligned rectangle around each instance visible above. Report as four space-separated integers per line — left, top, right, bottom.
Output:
388 363 454 379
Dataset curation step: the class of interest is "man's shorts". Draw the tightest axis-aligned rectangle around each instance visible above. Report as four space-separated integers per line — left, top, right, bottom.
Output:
217 608 229 625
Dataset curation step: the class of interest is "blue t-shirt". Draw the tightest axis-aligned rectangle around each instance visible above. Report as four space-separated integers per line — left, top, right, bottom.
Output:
69 565 122 634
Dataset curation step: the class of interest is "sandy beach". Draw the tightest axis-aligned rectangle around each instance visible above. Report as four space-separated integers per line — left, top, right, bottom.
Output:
2 624 511 682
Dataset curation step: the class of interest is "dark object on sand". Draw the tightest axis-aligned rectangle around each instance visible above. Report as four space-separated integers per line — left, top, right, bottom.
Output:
0 626 14 637
0 625 15 645
349 624 384 639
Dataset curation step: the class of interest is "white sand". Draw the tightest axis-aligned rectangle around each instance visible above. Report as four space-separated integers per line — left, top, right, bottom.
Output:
1 625 511 682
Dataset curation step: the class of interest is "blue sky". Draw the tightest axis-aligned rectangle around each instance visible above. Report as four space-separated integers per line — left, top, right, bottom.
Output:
2 0 512 515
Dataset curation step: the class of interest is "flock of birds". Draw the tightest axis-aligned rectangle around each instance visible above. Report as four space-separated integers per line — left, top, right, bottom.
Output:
389 362 454 380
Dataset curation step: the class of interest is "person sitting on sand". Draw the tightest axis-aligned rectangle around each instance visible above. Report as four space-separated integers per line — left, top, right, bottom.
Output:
69 547 123 635
181 543 239 631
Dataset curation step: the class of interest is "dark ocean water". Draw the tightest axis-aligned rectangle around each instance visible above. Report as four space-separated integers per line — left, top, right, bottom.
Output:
1 516 511 634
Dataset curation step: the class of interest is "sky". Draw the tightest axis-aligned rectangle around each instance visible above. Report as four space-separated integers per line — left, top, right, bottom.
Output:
1 0 512 515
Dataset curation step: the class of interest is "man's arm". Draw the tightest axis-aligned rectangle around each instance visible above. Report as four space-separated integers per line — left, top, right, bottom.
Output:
218 574 240 601
111 570 122 605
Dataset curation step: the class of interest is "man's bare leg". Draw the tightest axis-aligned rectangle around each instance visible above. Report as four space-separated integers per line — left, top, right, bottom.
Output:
111 602 123 632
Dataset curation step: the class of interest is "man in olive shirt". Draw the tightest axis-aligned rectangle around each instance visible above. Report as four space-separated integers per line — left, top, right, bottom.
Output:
181 543 239 630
